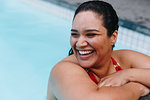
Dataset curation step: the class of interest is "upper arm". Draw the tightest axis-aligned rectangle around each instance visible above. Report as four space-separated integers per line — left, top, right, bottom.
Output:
117 50 150 68
49 61 99 100
47 76 57 100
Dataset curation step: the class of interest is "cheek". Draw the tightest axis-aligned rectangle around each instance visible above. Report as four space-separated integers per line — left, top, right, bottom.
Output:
88 38 103 48
70 37 76 47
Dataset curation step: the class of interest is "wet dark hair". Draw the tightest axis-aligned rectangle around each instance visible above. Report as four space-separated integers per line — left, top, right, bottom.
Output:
69 0 119 55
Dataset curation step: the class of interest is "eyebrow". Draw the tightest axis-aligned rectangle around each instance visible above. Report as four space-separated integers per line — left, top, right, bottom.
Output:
71 29 100 33
85 29 100 32
71 29 78 32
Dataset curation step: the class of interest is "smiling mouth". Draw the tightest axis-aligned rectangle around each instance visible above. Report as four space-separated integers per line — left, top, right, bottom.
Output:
78 50 95 55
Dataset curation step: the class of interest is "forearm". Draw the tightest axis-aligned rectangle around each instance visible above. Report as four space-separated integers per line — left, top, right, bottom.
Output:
53 82 146 100
95 82 143 100
127 68 150 87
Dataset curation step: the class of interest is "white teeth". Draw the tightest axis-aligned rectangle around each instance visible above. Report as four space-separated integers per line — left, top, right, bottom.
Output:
79 50 93 55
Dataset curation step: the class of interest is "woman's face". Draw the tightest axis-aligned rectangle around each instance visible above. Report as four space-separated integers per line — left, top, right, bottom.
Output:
70 11 115 68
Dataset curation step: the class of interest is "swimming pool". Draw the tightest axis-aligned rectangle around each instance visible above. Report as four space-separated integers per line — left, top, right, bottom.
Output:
0 0 71 100
0 0 149 100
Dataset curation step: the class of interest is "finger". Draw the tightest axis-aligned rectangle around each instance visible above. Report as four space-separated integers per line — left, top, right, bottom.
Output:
98 82 105 88
101 83 113 87
141 88 150 96
99 80 111 87
99 78 106 82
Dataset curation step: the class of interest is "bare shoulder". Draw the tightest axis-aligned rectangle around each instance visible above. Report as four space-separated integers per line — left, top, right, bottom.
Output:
49 55 98 100
113 49 148 55
50 54 84 81
47 55 79 100
113 49 149 59
50 54 84 76
113 49 150 68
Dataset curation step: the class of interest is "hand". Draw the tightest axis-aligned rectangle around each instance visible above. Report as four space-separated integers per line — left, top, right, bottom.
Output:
130 82 150 97
98 69 130 87
140 85 150 97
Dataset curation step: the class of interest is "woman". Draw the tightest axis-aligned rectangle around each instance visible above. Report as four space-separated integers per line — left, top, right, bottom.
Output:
47 1 150 100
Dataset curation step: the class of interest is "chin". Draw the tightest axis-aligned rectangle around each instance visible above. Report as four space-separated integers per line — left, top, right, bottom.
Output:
79 62 93 69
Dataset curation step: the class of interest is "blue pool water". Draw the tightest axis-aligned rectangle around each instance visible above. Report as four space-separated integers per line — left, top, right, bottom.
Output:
0 0 71 100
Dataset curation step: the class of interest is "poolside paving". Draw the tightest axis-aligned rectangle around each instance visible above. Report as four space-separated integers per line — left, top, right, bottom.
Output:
61 0 150 29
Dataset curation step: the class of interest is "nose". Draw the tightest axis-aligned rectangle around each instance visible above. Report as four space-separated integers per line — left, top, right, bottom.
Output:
76 36 88 48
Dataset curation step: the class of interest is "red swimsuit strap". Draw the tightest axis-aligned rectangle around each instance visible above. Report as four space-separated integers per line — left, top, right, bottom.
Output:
88 71 99 84
88 57 122 84
111 57 122 71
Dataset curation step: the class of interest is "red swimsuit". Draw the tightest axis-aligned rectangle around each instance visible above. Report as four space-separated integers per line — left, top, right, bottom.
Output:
87 57 122 84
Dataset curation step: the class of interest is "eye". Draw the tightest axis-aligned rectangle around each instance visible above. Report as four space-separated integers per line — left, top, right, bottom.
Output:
86 33 96 37
71 33 79 38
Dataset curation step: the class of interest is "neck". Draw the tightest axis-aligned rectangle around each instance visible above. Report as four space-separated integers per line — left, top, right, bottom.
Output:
90 56 115 78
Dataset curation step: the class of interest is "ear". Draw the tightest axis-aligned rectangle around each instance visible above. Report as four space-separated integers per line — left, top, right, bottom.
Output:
110 30 118 46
